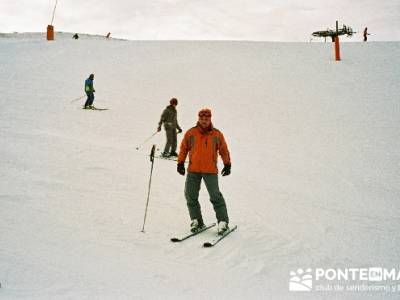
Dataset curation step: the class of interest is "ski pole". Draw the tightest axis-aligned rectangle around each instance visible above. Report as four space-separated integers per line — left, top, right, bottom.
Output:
70 95 86 104
136 132 158 150
141 144 156 233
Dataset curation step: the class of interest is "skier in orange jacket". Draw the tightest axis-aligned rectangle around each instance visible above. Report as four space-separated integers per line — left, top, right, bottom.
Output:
177 108 231 234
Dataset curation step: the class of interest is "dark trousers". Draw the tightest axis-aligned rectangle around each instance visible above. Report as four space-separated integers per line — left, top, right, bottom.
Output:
163 126 177 153
84 93 94 107
184 172 229 224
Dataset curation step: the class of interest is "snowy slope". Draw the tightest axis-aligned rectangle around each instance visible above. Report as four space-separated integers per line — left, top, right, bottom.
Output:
0 34 399 299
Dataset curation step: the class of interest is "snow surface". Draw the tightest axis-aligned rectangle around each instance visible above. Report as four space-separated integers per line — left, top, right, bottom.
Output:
0 33 400 299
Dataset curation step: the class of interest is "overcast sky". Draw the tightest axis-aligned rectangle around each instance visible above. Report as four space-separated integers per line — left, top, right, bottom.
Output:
1 0 399 41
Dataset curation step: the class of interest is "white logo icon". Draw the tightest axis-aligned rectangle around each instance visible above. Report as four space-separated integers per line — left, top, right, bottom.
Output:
289 268 313 291
369 268 383 282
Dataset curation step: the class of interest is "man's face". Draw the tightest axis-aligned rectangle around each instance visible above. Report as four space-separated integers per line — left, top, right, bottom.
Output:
198 116 211 128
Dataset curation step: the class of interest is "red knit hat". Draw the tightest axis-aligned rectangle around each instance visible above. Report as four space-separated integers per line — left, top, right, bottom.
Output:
198 108 212 118
170 98 178 105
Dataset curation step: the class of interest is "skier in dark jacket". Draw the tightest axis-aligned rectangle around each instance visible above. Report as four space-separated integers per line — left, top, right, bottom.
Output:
84 74 95 109
158 98 182 157
363 27 369 42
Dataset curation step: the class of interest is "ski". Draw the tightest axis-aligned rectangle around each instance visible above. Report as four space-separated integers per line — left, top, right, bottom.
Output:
154 155 178 161
203 225 238 248
171 223 216 242
82 107 108 111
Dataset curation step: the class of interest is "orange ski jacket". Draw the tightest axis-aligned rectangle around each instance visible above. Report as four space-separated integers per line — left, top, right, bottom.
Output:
178 123 231 174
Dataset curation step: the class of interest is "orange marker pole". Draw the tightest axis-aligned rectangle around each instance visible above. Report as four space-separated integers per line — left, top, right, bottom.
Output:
47 25 54 41
47 0 58 41
334 36 341 61
334 21 341 61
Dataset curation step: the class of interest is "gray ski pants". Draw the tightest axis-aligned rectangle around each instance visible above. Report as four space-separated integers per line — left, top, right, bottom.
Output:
184 172 229 224
163 126 177 153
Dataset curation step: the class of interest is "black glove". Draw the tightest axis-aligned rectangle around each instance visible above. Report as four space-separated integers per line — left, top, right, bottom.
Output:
221 164 231 176
157 126 161 132
177 163 185 176
177 128 182 133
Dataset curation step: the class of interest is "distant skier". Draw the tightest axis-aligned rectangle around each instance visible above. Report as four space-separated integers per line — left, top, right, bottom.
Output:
363 27 368 42
73 33 79 40
84 74 95 109
177 108 231 235
157 98 182 157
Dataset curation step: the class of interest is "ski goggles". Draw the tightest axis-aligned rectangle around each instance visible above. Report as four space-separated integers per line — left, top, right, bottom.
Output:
198 109 212 118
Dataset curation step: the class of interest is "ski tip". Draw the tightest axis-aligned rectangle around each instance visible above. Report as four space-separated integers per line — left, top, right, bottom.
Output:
170 238 181 242
203 242 213 248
